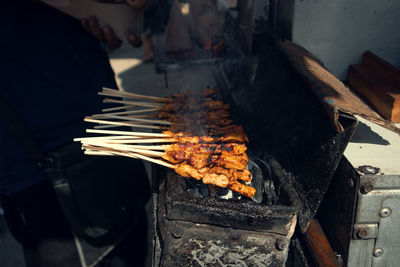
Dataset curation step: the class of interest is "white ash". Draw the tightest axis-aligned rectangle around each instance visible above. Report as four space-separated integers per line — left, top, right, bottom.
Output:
190 239 273 267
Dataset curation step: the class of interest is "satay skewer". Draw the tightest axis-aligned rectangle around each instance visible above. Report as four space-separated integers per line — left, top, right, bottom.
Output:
94 108 159 117
74 135 143 142
103 99 163 108
82 138 176 144
94 124 124 129
102 87 171 102
102 105 133 112
79 136 255 197
87 115 173 125
88 143 255 197
99 91 170 103
84 151 115 156
109 150 175 168
80 143 167 151
84 118 164 129
82 141 165 157
86 129 170 137
94 114 152 119
79 139 249 171
84 128 249 144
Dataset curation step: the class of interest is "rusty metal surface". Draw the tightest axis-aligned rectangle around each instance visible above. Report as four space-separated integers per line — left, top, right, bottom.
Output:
214 36 358 233
317 157 360 263
353 224 378 240
304 219 341 267
160 220 290 267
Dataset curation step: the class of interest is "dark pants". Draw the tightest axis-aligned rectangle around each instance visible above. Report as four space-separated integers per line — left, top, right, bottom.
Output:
1 180 81 267
1 180 150 267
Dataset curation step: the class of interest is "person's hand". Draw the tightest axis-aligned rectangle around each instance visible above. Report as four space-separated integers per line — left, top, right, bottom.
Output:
128 33 143 48
81 16 143 50
81 16 122 52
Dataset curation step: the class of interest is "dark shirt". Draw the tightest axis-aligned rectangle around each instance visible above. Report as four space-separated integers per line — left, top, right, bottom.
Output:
0 1 117 195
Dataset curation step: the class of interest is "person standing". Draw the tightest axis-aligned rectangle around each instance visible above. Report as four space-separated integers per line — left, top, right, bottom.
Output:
0 1 149 266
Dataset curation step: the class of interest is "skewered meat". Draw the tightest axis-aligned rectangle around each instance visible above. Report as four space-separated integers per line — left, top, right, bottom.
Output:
159 99 229 114
161 131 248 144
214 154 248 170
162 150 186 164
175 163 202 180
201 172 230 187
200 100 229 110
163 144 248 169
188 153 211 169
175 164 254 196
84 87 257 198
234 169 251 182
167 143 247 155
200 87 217 98
229 181 256 198
218 132 249 143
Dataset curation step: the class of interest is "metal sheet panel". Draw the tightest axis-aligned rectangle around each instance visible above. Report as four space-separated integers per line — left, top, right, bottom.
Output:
347 239 375 267
356 190 400 223
372 197 400 267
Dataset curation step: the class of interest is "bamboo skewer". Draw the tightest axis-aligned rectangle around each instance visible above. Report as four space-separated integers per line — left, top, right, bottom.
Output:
97 148 175 168
99 91 168 103
89 115 172 125
121 144 167 150
84 151 115 156
80 141 167 151
84 118 163 129
94 108 158 117
94 114 153 119
94 124 123 129
102 105 132 112
83 144 167 150
87 117 157 125
86 138 176 144
102 87 171 102
80 137 175 144
83 146 142 160
90 119 161 127
74 135 143 142
86 129 170 137
82 141 165 157
103 99 162 108
124 114 155 118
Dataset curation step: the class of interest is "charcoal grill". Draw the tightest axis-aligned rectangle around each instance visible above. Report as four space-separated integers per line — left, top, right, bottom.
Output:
153 153 300 266
150 29 357 266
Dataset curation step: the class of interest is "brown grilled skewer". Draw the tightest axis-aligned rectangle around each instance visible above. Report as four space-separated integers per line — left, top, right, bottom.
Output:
78 88 255 198
77 134 255 198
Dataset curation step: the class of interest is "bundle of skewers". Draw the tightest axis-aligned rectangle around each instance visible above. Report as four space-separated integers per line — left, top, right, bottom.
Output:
75 87 256 198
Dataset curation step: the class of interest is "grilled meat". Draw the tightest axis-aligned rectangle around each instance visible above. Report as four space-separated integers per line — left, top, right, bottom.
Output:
214 154 248 170
229 181 256 198
156 89 255 197
175 163 202 180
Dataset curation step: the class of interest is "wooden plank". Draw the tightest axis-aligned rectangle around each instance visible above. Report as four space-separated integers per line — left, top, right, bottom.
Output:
362 51 400 89
348 64 400 122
